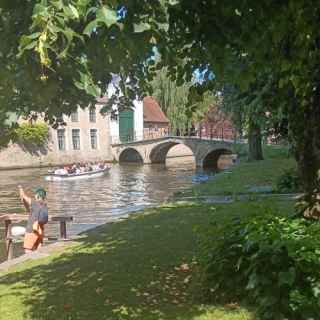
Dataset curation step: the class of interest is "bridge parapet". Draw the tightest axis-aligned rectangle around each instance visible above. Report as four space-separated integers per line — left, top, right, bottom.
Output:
111 135 238 147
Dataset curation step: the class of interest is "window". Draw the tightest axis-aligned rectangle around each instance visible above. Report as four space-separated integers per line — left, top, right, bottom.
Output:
57 129 66 151
72 129 80 150
71 110 79 122
90 129 98 149
89 107 96 123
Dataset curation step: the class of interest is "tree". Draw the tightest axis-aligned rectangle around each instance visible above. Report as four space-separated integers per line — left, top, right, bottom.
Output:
0 0 164 129
159 1 320 216
149 67 190 133
2 0 320 215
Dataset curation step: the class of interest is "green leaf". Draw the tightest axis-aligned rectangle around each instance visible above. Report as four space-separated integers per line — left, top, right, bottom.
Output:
27 32 41 40
134 22 151 33
32 3 47 16
63 4 79 20
83 20 98 36
279 268 296 286
23 41 38 50
96 6 118 28
51 0 64 10
68 4 79 19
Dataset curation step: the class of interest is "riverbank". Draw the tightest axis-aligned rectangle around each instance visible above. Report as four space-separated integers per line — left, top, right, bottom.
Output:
184 145 295 197
0 146 295 320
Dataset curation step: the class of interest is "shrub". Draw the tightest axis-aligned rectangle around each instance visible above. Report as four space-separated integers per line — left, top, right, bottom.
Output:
198 207 320 320
14 122 48 146
276 168 302 193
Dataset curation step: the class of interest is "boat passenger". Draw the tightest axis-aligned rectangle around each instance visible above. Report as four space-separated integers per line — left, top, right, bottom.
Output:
69 164 77 174
54 168 68 175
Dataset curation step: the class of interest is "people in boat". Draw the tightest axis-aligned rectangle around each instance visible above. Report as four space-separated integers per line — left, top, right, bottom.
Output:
54 167 68 175
53 162 108 175
99 162 105 169
18 186 49 253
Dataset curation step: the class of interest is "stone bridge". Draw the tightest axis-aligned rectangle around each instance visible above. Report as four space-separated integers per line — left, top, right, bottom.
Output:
111 136 238 169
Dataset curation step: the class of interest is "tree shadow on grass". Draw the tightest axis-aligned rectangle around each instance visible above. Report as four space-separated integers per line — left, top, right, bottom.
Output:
0 205 254 320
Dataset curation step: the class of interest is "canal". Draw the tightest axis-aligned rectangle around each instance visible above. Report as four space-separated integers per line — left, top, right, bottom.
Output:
0 155 218 262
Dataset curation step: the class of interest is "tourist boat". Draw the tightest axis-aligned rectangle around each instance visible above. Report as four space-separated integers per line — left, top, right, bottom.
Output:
44 167 110 181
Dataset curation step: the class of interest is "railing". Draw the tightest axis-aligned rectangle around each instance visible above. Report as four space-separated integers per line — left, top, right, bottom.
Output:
111 130 245 145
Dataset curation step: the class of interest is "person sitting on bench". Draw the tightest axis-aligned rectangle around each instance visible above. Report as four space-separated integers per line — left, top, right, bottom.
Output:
18 186 49 253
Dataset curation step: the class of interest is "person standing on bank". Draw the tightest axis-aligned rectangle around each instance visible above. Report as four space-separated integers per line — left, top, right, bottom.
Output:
18 185 49 253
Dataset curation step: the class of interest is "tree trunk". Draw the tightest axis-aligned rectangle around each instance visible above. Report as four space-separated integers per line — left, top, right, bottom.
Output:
248 120 264 161
291 88 320 218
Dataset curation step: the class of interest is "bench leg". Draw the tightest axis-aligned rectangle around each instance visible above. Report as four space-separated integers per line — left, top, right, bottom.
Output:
5 220 13 260
6 239 13 260
60 221 67 239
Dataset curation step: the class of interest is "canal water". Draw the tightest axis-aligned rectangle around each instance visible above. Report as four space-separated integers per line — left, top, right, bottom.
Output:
0 156 218 262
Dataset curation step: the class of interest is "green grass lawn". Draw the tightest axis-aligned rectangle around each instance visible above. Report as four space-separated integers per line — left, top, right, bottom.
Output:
182 145 296 197
0 145 296 320
0 199 295 320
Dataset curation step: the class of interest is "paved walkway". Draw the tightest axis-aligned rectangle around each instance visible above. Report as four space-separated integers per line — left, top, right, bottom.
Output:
0 240 77 273
174 193 301 204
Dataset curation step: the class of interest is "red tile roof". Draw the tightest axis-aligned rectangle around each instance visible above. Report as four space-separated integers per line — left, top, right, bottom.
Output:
143 96 169 123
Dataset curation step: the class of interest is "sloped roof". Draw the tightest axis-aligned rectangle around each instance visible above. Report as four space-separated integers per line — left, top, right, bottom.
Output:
143 96 169 123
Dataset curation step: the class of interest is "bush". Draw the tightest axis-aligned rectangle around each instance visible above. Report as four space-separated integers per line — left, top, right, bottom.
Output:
14 122 48 146
198 207 320 320
276 168 302 193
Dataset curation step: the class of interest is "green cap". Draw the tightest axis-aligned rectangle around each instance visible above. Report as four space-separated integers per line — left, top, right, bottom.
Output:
33 187 47 199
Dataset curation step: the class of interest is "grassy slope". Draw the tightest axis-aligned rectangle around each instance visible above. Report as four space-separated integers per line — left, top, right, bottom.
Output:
0 145 295 320
185 145 296 196
0 200 295 320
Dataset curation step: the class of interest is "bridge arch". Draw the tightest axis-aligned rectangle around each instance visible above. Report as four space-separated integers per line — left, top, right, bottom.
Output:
202 148 233 169
119 147 143 164
149 140 195 164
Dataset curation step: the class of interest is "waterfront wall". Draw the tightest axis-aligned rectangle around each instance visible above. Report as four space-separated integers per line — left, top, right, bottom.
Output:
0 140 113 170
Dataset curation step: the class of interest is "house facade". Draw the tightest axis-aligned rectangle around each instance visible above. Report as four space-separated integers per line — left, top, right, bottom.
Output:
50 102 111 164
0 104 112 169
143 96 169 139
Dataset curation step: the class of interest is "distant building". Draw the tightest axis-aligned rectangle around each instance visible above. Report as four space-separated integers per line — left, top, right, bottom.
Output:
108 75 144 144
143 96 169 139
0 103 112 169
197 106 236 140
51 103 111 164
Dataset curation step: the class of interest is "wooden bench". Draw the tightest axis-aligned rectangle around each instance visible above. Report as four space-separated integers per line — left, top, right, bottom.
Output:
0 214 73 260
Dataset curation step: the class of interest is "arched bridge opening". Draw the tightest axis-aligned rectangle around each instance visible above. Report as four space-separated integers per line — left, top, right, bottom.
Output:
149 141 195 166
203 148 233 170
119 148 143 164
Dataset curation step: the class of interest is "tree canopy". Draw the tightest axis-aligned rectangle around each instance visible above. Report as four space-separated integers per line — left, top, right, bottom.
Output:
2 0 320 213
